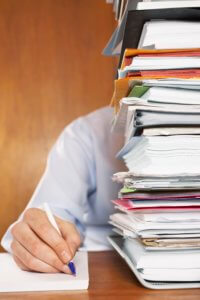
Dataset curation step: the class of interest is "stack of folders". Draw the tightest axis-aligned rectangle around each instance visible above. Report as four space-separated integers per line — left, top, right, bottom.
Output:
108 47 200 288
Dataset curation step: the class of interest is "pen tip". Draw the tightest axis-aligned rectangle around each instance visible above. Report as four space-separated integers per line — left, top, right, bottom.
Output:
68 262 76 276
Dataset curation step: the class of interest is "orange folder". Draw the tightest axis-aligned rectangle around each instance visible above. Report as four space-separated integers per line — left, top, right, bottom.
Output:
111 48 200 111
121 48 200 69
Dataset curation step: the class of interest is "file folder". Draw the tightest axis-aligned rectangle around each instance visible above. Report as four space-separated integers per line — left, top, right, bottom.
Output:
120 8 200 64
108 235 200 289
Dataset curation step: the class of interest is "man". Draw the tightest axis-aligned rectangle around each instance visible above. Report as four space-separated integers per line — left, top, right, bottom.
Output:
1 106 124 274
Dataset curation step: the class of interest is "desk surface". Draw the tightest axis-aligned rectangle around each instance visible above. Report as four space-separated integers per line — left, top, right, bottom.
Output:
1 251 200 300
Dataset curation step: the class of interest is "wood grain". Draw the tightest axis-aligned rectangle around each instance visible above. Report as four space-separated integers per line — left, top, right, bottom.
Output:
0 251 199 299
0 0 116 248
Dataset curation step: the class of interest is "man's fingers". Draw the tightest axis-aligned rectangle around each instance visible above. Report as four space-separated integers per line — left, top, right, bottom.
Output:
13 255 29 271
23 208 73 264
11 240 61 273
11 221 70 274
56 218 81 255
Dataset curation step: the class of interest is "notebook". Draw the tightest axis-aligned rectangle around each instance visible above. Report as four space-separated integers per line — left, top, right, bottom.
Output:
0 251 89 292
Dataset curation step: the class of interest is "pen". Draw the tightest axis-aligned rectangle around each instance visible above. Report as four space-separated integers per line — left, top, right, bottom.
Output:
43 202 76 276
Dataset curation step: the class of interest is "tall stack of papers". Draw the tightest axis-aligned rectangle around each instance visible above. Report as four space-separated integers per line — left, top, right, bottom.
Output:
108 29 200 286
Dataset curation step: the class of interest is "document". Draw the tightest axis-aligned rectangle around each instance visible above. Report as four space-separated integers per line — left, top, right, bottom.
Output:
0 252 89 293
141 86 200 105
121 135 200 177
143 127 200 136
138 20 200 49
143 78 200 90
123 56 200 70
142 237 200 249
137 1 200 10
110 213 200 231
131 211 200 222
113 171 200 191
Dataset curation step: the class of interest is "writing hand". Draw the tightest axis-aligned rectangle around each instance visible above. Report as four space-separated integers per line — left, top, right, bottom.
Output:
11 208 81 274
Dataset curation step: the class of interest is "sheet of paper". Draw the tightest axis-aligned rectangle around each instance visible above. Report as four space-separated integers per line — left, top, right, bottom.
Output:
143 78 200 90
138 20 200 49
137 1 200 10
130 57 200 70
142 86 200 105
110 213 200 236
0 252 89 293
110 212 200 230
143 127 200 136
122 135 200 177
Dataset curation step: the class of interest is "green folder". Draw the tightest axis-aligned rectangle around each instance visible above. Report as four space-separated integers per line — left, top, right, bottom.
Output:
128 85 149 98
120 187 136 194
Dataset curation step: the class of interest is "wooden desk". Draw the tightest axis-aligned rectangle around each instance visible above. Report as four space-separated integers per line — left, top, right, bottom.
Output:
0 251 200 300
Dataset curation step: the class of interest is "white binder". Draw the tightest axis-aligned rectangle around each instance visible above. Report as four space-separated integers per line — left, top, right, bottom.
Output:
108 235 200 289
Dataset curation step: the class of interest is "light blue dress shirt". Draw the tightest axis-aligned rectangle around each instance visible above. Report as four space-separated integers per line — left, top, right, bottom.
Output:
1 106 124 251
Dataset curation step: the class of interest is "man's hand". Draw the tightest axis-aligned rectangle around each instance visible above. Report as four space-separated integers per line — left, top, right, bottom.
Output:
10 208 81 274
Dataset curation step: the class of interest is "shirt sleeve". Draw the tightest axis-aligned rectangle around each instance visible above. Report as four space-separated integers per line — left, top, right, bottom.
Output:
1 116 96 252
